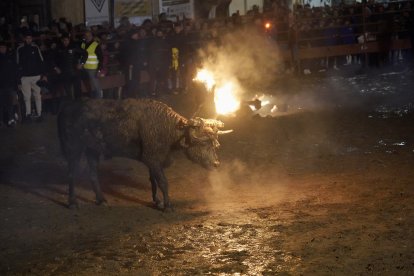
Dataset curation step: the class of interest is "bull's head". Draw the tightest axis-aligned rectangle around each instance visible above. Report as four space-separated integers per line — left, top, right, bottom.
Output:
178 117 232 169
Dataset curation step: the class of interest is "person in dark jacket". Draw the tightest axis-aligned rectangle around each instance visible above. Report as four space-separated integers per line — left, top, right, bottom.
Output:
149 29 171 96
56 34 84 99
121 28 151 98
16 32 46 122
118 28 140 98
136 28 150 97
0 41 18 127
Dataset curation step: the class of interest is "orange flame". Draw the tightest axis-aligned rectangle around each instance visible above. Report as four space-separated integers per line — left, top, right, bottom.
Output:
193 69 215 91
214 82 240 115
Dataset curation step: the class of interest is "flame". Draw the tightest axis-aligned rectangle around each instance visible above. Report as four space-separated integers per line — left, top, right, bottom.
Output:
214 82 240 115
194 69 215 91
261 100 270 106
265 22 271 29
193 68 241 115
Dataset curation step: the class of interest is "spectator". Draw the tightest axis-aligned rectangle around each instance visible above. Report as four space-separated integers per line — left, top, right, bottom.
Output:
16 31 46 122
118 28 140 98
0 41 18 127
98 40 109 77
0 17 11 41
324 20 340 70
136 28 150 97
169 24 185 94
15 17 30 41
340 19 356 65
80 30 103 98
179 23 198 93
376 5 393 66
149 29 171 96
408 6 414 66
56 34 84 99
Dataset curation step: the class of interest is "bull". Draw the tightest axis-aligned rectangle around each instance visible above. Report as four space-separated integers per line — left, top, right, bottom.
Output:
57 99 231 211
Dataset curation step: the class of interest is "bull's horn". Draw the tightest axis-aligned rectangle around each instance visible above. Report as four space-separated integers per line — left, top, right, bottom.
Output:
218 129 233 135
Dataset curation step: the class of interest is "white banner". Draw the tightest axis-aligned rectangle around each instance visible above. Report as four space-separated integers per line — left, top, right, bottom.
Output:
114 0 152 27
85 0 110 26
159 0 194 20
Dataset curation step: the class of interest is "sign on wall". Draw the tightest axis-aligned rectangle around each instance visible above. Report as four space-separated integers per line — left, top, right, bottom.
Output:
115 0 151 17
85 0 110 26
159 0 194 20
114 0 152 27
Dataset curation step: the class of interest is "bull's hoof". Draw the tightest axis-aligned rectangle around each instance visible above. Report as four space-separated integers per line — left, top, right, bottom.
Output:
163 206 174 213
96 198 108 206
153 199 162 209
163 203 174 213
155 201 164 210
68 201 79 210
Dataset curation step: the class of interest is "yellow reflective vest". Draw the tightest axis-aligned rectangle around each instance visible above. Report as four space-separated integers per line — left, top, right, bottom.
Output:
171 48 179 71
81 41 99 70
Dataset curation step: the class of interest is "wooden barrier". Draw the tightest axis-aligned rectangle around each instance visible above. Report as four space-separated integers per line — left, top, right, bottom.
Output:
295 39 412 60
81 73 126 99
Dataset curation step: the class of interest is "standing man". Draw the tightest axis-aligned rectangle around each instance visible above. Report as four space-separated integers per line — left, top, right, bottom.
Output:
16 31 46 122
0 41 18 127
80 30 103 98
56 34 83 100
149 29 170 96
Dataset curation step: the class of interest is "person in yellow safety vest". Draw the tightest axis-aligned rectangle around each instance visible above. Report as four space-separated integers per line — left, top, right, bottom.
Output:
80 30 103 98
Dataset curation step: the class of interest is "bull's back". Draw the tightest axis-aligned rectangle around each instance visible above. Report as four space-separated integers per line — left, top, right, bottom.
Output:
58 99 184 161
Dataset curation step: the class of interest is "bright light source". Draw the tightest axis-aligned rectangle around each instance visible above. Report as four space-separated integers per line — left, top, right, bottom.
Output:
214 82 240 115
194 69 216 91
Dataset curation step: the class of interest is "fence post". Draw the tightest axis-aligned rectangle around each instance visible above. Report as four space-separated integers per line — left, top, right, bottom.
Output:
362 3 368 67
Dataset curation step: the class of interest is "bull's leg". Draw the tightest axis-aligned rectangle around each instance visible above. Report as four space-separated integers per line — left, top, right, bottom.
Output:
85 149 107 205
149 171 161 207
150 167 172 212
68 156 81 209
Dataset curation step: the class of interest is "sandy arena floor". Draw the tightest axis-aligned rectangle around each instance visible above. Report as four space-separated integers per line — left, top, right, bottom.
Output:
1 67 414 275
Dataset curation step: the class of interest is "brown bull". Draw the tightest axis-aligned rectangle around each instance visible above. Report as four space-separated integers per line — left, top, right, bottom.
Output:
57 99 230 211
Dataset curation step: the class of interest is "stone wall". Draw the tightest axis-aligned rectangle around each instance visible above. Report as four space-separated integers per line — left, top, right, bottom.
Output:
50 0 84 25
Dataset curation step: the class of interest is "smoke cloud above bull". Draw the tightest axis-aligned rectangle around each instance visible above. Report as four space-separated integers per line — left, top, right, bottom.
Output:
195 26 282 115
199 26 281 88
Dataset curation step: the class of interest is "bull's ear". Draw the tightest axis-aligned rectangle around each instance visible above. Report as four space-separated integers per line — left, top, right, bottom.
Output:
176 119 187 130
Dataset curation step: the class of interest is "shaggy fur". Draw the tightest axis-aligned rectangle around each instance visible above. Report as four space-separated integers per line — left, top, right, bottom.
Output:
58 99 221 210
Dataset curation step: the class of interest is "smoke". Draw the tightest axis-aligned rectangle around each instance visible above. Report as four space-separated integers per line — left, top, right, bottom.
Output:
197 27 282 100
204 159 294 211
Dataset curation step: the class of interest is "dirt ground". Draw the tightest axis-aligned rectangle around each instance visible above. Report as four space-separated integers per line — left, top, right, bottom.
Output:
1 67 414 275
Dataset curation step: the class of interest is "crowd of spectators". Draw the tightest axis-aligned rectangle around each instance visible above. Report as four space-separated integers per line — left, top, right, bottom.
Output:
289 0 414 72
0 0 414 127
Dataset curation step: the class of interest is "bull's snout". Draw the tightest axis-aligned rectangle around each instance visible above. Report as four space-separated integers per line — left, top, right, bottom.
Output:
213 161 220 168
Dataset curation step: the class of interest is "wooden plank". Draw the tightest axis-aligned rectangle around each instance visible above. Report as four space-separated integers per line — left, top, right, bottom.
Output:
291 39 411 60
99 74 125 90
81 73 126 93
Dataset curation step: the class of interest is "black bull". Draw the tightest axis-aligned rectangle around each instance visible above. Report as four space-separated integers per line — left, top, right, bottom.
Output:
57 99 230 211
